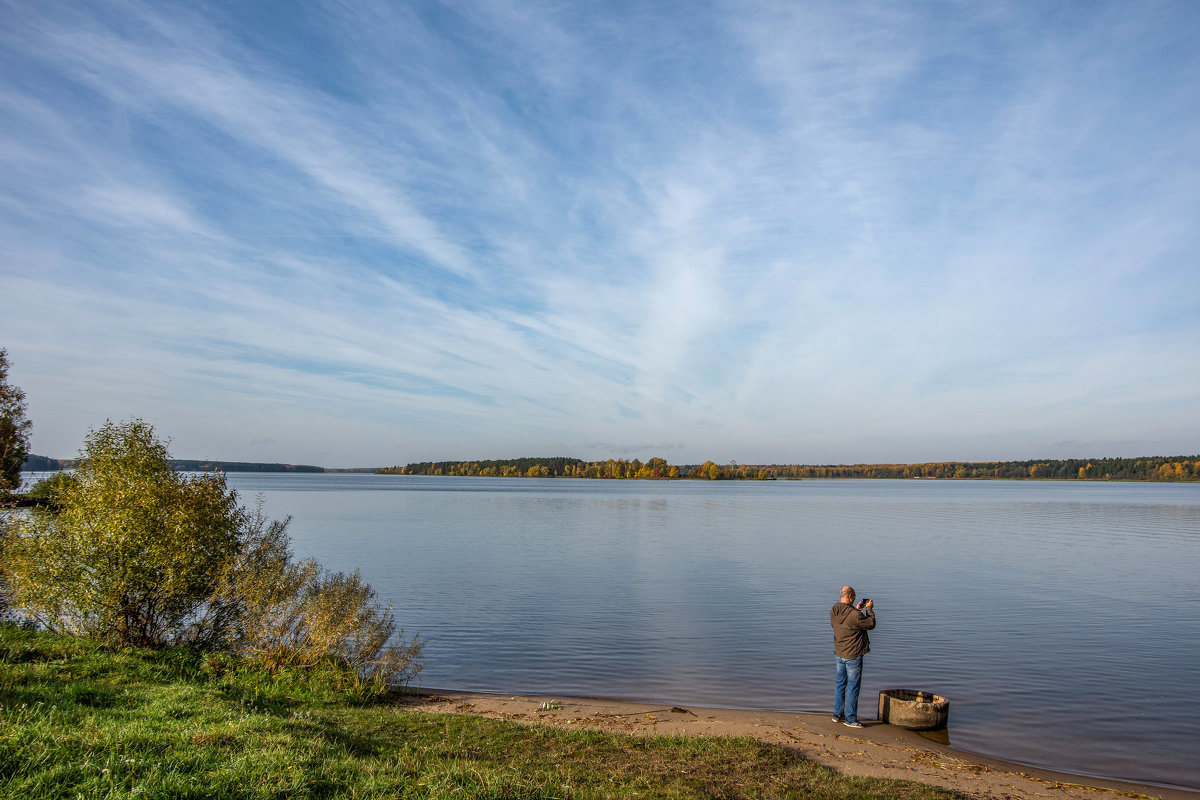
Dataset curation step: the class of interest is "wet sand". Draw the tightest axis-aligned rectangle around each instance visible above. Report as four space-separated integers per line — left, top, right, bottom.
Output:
400 689 1197 800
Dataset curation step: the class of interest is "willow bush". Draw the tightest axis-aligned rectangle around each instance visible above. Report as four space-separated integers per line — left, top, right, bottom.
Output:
217 505 424 688
4 420 244 646
2 419 423 688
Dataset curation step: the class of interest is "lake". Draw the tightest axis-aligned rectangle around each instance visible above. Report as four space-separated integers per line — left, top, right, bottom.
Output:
219 474 1200 789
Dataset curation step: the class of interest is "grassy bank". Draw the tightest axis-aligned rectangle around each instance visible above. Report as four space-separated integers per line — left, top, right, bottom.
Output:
0 626 965 799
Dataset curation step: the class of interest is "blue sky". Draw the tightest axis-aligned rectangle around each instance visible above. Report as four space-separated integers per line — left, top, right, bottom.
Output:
2 1 1198 467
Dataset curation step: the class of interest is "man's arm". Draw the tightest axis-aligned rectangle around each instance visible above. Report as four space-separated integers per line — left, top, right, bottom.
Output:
846 609 876 631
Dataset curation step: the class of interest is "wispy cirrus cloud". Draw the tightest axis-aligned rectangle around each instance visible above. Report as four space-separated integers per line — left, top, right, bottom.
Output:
1 0 1197 465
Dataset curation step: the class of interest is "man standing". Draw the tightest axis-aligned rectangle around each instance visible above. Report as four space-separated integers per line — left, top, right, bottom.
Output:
831 585 875 728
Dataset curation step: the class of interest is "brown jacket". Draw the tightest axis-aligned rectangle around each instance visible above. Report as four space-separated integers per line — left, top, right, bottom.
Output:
830 602 875 658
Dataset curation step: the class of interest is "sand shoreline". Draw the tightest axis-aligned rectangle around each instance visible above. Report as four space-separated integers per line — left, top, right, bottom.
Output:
400 688 1197 800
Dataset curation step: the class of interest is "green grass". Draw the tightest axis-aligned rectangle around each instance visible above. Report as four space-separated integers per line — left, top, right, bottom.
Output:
0 626 966 799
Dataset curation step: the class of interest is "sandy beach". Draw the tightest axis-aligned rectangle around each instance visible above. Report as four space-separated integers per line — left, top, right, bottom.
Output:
401 689 1196 800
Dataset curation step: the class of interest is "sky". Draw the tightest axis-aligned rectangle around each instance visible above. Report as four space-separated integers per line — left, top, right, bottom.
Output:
2 1 1198 468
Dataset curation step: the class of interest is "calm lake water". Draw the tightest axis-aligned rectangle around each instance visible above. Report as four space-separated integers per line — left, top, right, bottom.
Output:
217 474 1199 790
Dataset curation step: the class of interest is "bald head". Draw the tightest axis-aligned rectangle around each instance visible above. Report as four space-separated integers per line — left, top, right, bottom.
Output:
841 586 856 603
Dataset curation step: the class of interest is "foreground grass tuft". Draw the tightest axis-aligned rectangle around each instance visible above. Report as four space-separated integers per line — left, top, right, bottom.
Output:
0 626 965 799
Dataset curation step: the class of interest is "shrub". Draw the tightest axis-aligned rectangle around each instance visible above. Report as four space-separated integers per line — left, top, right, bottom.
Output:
216 505 423 691
4 420 245 646
23 471 77 503
3 420 424 689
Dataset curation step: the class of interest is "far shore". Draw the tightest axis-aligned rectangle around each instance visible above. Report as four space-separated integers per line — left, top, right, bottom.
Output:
401 688 1197 800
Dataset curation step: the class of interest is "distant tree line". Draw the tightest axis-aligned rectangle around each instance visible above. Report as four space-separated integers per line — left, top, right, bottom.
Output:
380 456 680 479
171 460 326 473
758 457 1200 481
22 455 326 473
18 454 63 472
380 455 1200 482
24 450 1200 483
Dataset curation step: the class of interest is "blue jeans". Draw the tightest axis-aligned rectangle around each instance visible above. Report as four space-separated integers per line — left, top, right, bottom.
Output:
834 655 864 723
